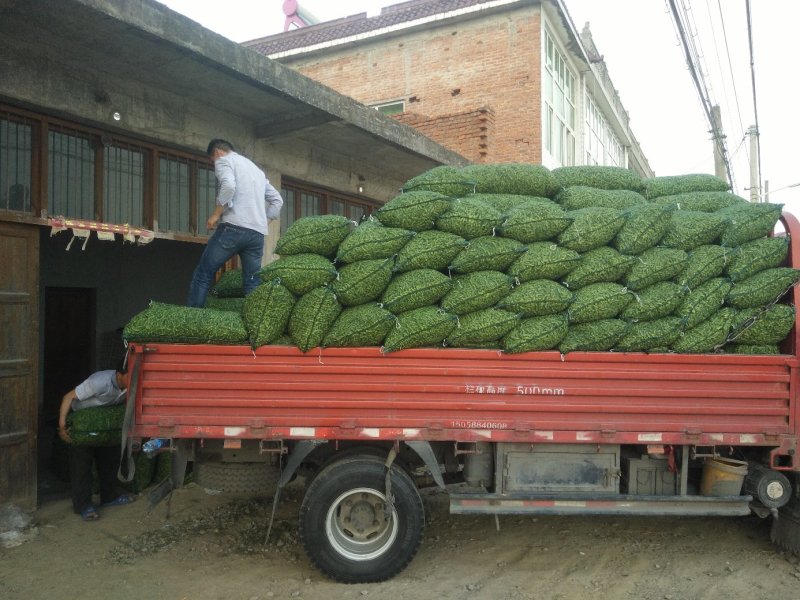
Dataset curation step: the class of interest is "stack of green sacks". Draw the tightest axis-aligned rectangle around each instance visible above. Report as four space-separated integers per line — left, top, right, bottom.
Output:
124 164 800 356
203 269 246 313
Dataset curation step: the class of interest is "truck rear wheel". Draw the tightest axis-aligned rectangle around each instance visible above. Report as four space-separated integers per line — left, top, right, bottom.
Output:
298 454 424 583
193 461 280 494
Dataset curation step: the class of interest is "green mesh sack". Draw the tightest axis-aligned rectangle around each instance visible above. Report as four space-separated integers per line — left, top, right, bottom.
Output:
374 191 453 231
507 242 580 282
725 268 800 309
382 306 459 352
552 165 644 193
652 191 747 212
671 307 733 353
557 207 625 252
242 279 296 349
440 270 515 314
502 313 569 353
613 203 675 255
555 186 646 210
258 254 337 296
276 215 352 257
210 269 244 298
660 210 728 250
675 278 732 329
445 308 521 346
449 235 527 274
676 245 729 289
625 247 689 291
460 163 561 197
727 344 782 355
66 403 126 447
614 317 684 352
381 269 453 314
559 319 630 353
497 279 573 317
643 174 731 200
322 303 397 348
478 194 554 215
336 220 415 264
153 450 194 486
331 258 394 307
435 197 504 239
724 236 790 282
401 165 476 197
269 334 294 346
123 302 248 344
562 247 635 290
394 230 468 273
288 287 343 352
203 296 245 313
120 452 156 493
719 203 784 247
729 304 795 345
567 283 634 324
499 201 572 243
621 281 686 321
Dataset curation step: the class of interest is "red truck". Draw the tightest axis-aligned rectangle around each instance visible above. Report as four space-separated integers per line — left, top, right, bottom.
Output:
124 213 800 583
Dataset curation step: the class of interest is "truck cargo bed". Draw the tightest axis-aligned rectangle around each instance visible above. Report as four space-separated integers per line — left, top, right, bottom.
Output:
129 343 798 451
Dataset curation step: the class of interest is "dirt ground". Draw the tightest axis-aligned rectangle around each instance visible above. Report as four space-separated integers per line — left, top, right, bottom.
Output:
2 479 800 600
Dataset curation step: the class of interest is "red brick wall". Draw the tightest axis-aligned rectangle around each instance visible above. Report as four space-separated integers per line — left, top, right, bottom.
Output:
280 6 543 164
394 107 494 162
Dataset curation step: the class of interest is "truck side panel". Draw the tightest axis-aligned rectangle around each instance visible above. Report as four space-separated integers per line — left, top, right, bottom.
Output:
130 344 797 456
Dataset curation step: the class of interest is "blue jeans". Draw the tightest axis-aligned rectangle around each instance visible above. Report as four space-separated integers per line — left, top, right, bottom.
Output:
187 223 265 307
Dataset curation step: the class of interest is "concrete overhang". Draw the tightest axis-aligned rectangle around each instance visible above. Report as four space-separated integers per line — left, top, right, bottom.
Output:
0 0 469 179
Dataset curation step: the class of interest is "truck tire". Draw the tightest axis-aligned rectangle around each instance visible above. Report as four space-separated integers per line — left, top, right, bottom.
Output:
193 461 280 494
299 453 424 583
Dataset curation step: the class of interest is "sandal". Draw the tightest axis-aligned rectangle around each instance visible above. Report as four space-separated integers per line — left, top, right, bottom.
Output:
102 494 136 507
80 506 99 521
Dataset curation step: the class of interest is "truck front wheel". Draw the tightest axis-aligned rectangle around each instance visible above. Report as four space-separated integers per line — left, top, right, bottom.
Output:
298 454 424 583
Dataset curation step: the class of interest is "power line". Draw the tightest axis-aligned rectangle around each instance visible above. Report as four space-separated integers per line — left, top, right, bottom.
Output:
714 0 746 153
667 0 734 188
745 0 763 200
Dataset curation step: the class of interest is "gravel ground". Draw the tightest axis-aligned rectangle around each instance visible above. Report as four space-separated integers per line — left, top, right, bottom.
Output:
2 480 800 600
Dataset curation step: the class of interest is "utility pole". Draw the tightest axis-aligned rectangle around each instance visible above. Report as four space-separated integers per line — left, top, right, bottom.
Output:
711 106 727 182
746 125 760 202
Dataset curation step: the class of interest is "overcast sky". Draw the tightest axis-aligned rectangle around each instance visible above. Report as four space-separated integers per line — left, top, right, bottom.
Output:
157 0 800 213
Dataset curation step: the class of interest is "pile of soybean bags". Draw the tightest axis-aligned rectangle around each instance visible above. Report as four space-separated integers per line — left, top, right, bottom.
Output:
123 163 800 355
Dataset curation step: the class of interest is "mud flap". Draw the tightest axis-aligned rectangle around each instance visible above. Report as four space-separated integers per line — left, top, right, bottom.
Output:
265 440 327 545
772 498 800 556
147 439 192 512
771 471 800 556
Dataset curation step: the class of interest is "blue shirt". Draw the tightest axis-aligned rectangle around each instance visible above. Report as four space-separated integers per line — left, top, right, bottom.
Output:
72 370 125 411
216 151 283 235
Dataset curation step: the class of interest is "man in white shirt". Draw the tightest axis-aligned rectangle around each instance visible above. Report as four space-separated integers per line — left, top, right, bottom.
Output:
58 362 134 521
187 139 284 307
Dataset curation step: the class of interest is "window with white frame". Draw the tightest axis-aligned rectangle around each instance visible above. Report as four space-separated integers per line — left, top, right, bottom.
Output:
371 101 405 116
543 29 576 167
584 94 624 167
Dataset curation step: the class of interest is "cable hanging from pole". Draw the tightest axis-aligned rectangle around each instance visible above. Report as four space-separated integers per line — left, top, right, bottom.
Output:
667 0 734 189
745 0 762 201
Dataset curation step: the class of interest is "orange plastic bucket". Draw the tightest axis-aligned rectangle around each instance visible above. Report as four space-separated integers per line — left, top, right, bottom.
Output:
700 457 748 496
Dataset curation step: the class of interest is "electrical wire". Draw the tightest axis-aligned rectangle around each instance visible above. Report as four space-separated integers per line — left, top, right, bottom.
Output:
714 0 746 150
745 0 763 200
667 0 735 189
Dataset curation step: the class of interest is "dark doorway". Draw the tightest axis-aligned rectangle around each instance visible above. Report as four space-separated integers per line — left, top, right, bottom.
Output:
39 287 95 503
43 287 95 418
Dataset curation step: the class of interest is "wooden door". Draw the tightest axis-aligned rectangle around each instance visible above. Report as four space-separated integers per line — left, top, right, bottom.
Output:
0 222 39 509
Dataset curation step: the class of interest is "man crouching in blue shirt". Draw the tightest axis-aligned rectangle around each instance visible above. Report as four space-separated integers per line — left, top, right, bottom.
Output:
58 360 134 521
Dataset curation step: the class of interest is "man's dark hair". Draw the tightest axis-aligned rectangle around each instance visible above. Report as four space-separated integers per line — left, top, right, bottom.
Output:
207 138 236 156
116 356 128 375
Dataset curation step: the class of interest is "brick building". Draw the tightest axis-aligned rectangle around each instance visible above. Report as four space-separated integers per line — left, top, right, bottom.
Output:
246 0 653 177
